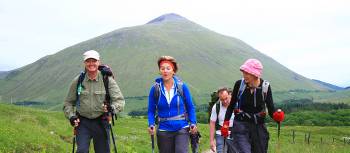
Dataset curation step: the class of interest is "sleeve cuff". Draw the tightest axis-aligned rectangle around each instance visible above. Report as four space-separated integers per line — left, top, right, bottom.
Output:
111 105 117 114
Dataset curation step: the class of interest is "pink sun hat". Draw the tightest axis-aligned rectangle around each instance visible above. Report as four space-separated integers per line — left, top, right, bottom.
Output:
240 59 263 78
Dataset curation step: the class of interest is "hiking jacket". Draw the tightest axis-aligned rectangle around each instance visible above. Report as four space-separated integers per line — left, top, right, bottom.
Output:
224 78 275 122
148 77 197 131
63 71 125 119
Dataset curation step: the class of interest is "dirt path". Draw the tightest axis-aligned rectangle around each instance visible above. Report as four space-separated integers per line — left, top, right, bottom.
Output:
202 149 212 153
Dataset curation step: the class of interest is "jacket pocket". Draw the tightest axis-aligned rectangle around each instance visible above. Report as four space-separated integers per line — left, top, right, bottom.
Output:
94 90 106 109
80 91 89 105
78 91 89 113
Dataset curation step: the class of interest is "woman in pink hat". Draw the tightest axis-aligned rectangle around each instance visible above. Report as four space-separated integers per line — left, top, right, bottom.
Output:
220 59 284 153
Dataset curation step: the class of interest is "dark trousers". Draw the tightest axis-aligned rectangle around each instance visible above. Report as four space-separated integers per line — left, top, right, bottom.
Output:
157 128 189 153
231 121 269 153
76 116 110 153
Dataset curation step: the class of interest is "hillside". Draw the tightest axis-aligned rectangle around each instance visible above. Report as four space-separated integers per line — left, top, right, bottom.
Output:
312 79 344 90
0 13 330 109
0 71 9 79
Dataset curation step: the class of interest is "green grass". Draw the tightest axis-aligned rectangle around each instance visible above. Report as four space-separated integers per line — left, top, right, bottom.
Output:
1 103 350 153
274 90 350 104
268 125 350 153
0 103 71 152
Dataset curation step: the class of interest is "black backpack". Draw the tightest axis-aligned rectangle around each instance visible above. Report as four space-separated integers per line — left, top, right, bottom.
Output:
236 78 270 110
207 91 219 123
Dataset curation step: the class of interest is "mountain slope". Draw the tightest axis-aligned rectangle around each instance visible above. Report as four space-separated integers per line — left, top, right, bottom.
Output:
0 13 330 107
312 79 344 91
0 71 9 79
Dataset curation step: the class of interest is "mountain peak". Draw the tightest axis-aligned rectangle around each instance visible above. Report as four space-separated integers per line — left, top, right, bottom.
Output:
147 13 188 24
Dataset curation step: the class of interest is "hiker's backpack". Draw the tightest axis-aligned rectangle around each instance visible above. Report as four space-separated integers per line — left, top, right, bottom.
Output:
152 75 187 124
208 89 233 130
76 64 114 109
207 91 219 123
236 78 270 112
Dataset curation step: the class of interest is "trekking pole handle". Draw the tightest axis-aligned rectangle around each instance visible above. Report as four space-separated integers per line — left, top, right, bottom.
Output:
73 127 77 135
151 126 154 135
112 113 115 126
150 126 155 153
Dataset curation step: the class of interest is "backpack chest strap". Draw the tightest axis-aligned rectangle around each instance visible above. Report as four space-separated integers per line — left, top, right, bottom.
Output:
158 114 186 122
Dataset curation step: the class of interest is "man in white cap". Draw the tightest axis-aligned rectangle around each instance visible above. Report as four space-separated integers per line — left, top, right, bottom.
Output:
63 50 125 153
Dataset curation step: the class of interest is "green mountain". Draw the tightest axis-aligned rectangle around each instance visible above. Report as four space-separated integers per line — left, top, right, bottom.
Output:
0 71 9 79
0 13 330 109
312 79 344 91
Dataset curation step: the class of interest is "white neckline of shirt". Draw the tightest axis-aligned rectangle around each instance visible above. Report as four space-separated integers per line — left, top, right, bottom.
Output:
161 80 176 105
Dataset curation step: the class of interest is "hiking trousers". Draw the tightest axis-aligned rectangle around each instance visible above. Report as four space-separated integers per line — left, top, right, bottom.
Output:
76 116 110 153
157 128 189 153
231 121 269 153
215 134 227 153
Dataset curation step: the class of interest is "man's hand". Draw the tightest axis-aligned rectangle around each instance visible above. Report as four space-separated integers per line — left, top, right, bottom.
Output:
103 104 114 113
69 116 80 127
210 139 216 152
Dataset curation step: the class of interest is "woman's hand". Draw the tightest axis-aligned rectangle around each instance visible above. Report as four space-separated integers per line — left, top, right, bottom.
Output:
148 126 155 135
190 125 197 134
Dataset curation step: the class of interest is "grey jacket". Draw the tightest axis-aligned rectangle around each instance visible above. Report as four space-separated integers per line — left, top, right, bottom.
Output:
63 71 125 119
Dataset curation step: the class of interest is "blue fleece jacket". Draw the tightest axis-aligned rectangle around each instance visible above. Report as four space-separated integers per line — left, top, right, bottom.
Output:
148 77 197 131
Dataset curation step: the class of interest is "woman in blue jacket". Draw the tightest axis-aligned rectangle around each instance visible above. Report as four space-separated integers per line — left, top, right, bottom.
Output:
148 55 197 153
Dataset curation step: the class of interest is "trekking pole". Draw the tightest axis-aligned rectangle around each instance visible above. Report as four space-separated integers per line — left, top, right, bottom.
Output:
275 121 282 153
277 121 281 140
190 126 200 153
72 127 77 153
108 112 118 153
151 127 155 153
223 137 226 153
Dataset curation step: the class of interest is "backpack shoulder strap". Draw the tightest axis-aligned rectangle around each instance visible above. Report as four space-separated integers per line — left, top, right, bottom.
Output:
236 78 246 109
153 82 161 106
101 72 110 102
76 71 86 110
215 101 220 130
215 101 220 116
261 80 269 102
175 80 186 115
176 79 184 98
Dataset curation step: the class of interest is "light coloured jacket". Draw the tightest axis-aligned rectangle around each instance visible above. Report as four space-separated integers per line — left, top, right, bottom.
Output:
63 71 125 119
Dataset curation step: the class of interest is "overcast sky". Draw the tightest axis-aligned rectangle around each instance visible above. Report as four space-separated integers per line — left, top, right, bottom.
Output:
0 0 349 87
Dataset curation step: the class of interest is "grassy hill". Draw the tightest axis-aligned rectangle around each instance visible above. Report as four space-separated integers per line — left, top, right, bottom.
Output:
0 13 330 110
312 79 345 91
1 103 350 153
0 71 9 79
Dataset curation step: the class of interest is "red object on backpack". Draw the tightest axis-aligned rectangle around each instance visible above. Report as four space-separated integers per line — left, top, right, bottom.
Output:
273 109 285 122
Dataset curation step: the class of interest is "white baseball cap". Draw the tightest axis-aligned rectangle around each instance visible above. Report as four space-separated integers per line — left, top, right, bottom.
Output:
83 50 100 61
